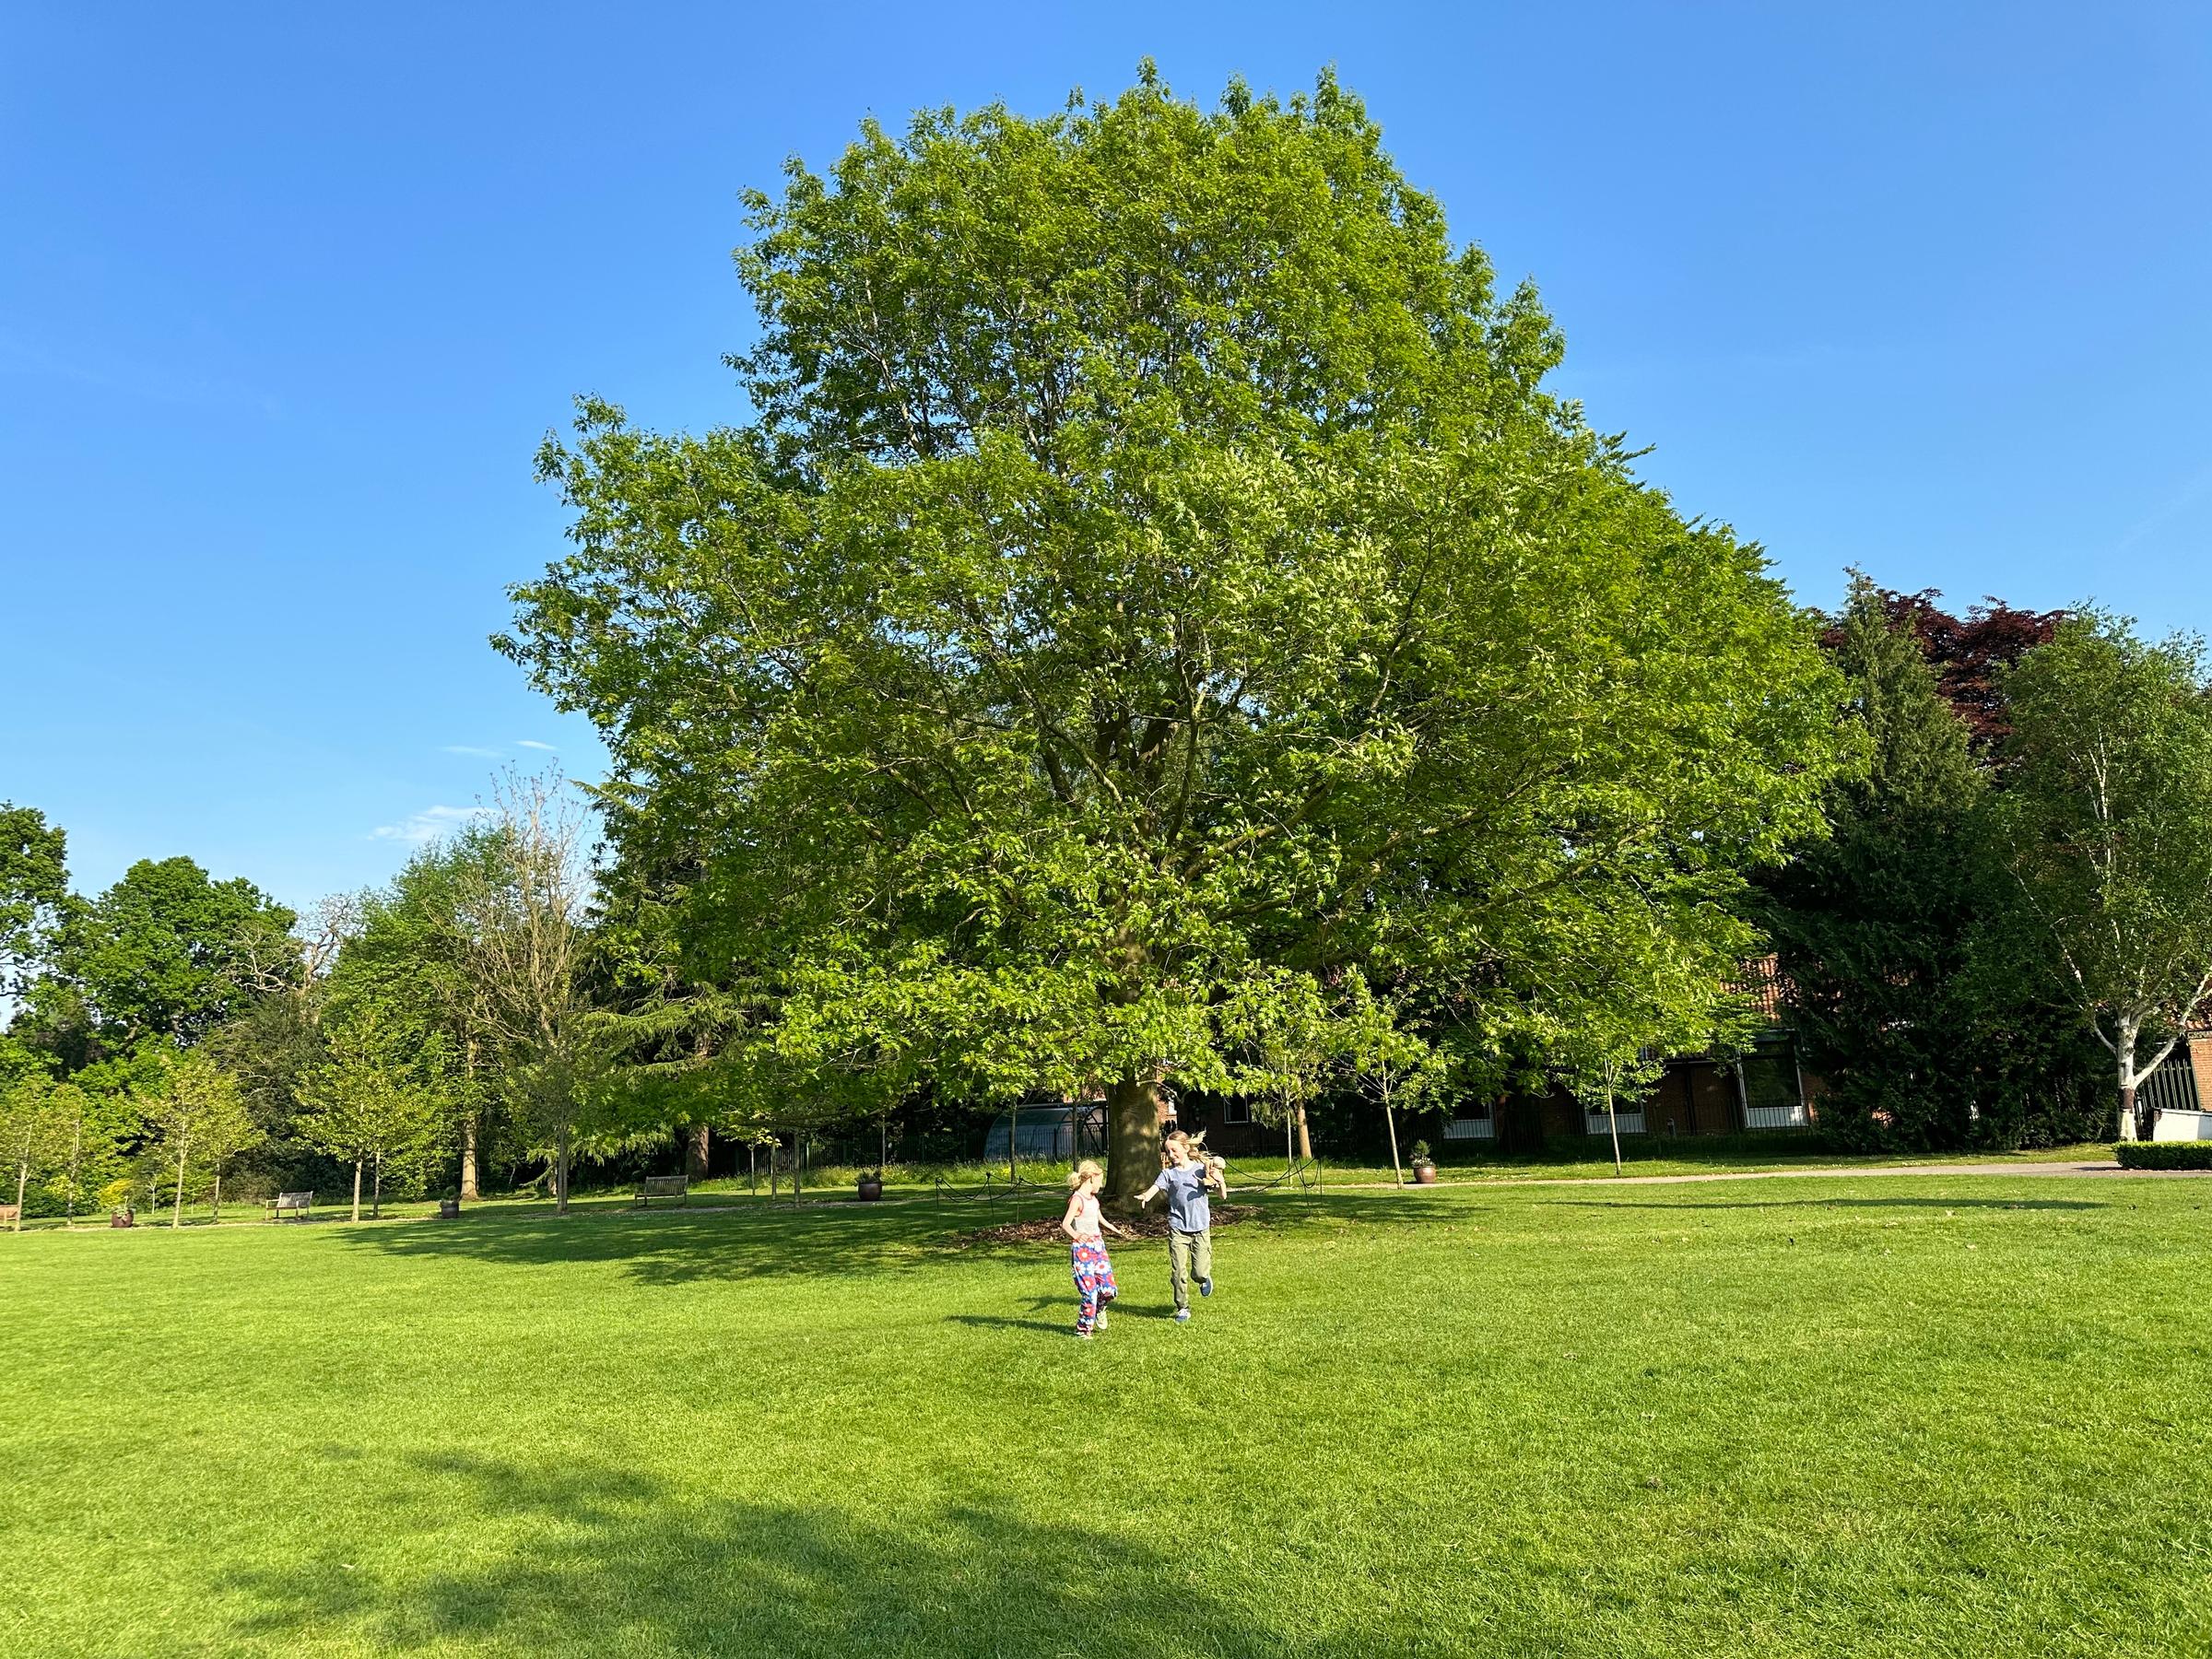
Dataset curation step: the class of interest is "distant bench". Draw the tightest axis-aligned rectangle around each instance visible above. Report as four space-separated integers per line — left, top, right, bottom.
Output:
266 1191 312 1222
634 1174 689 1207
0 1204 18 1228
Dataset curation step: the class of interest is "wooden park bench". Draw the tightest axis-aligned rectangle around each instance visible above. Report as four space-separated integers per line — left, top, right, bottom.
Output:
634 1174 689 1207
0 1204 18 1228
266 1191 313 1223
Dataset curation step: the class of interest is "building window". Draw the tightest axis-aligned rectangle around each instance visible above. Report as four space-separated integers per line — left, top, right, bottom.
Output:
1583 1107 1648 1136
1222 1099 1253 1125
1739 1041 1809 1129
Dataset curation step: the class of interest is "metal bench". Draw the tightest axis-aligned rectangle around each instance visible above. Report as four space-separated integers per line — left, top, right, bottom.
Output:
267 1191 313 1222
634 1174 689 1207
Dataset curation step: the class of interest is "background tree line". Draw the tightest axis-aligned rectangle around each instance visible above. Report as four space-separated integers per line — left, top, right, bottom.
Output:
8 71 2211 1219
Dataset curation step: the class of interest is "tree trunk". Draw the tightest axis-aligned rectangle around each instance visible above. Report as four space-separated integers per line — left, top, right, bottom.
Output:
460 1108 480 1202
12 1163 25 1232
65 1114 81 1228
1294 1101 1313 1164
1104 1076 1164 1210
171 1135 190 1230
1382 1091 1405 1188
554 1122 571 1216
372 1149 383 1219
2116 1023 2142 1142
212 1167 223 1224
1606 1077 1625 1177
685 1122 711 1182
351 1159 363 1223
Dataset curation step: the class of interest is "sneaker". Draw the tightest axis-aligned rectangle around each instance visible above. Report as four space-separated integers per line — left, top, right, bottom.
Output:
1076 1329 1094 1340
1095 1312 1109 1330
1199 1277 1213 1298
1173 1306 1192 1323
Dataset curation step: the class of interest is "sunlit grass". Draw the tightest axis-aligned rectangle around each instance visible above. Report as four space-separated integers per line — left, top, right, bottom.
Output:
3 1171 2205 1655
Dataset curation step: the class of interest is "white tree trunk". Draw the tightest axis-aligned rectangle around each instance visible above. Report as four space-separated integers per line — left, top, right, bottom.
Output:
2116 1017 2142 1142
351 1159 363 1222
171 1135 191 1230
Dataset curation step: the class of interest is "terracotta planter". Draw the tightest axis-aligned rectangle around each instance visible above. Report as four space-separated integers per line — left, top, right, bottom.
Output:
111 1208 135 1229
856 1179 884 1202
1411 1162 1439 1185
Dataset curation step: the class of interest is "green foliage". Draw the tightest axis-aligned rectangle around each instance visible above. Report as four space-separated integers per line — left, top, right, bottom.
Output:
135 1050 255 1225
501 70 1848 1196
1766 578 2106 1151
2112 1140 2212 1170
20 856 296 1062
1999 613 2212 1137
295 1006 446 1210
0 802 69 998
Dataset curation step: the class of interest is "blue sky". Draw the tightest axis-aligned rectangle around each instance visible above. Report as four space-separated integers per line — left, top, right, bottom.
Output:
3 2 2207 913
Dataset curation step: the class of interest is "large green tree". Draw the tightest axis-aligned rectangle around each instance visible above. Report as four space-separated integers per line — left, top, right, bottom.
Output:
2000 614 2212 1140
502 70 1847 1201
0 804 69 1002
26 857 296 1060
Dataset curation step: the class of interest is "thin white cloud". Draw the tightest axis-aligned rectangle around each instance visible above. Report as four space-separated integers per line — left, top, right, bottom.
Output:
371 805 493 846
441 745 503 758
515 739 559 752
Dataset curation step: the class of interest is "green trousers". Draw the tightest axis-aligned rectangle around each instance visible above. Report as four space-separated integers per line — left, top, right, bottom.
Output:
1169 1227 1214 1311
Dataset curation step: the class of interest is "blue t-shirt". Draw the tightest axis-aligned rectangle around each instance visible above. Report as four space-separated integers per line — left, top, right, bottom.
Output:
1157 1162 1212 1233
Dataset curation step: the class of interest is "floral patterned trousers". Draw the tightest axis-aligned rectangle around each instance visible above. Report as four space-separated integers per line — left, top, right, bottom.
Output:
1071 1238 1119 1335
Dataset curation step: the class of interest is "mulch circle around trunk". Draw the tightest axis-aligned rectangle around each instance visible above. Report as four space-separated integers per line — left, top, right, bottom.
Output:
959 1204 1261 1247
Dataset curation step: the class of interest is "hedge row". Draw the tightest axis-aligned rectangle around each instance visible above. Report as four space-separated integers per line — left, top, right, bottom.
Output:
2113 1141 2212 1171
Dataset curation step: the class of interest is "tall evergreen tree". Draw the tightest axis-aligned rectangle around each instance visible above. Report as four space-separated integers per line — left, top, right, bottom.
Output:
1769 577 2105 1148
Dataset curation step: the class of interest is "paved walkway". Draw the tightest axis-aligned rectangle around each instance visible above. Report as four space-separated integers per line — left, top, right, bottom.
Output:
1383 1159 2204 1191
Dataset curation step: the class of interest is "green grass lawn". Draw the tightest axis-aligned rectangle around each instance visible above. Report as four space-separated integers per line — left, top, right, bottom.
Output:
4 1172 2207 1657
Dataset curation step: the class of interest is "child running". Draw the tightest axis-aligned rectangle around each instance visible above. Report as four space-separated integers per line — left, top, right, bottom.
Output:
1138 1131 1227 1324
1060 1159 1128 1339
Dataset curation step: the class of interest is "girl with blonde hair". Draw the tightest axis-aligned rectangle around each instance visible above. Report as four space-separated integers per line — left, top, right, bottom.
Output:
1059 1159 1127 1339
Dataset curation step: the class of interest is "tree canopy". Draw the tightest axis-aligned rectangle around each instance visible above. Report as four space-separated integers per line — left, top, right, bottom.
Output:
1999 613 2212 1138
501 69 1849 1198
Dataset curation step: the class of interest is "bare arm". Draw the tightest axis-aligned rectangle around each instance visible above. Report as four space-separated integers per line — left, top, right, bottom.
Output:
1135 1178 1164 1206
1059 1194 1084 1240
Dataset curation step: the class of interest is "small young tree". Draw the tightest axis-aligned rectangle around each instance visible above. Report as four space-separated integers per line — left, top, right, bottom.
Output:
454 772 597 1215
139 1052 248 1229
1347 1000 1431 1188
199 1074 265 1222
2001 615 2212 1139
46 1080 126 1228
298 1008 441 1220
0 1073 69 1230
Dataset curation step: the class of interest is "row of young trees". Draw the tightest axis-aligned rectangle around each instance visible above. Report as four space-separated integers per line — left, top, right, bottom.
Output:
0 775 599 1224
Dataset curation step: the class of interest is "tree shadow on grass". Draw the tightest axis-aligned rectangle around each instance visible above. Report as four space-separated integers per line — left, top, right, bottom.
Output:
218 1451 1356 1658
324 1197 1074 1287
1548 1196 2105 1212
322 1188 1464 1288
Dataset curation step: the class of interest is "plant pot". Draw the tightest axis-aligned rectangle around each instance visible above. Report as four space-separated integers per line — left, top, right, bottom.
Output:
856 1179 884 1203
437 1198 461 1220
1411 1162 1439 1185
112 1208 135 1229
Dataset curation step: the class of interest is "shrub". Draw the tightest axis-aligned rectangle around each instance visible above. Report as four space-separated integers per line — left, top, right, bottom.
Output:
2113 1141 2212 1171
